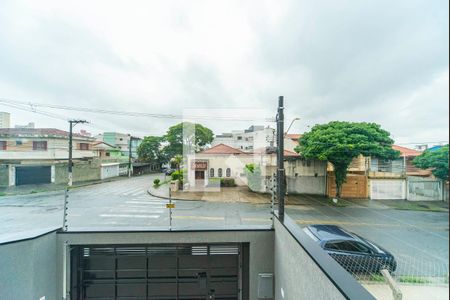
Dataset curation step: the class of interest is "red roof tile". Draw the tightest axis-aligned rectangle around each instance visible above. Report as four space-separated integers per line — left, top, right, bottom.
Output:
285 133 302 140
253 147 300 157
201 144 246 154
284 149 300 157
392 145 421 157
0 128 92 139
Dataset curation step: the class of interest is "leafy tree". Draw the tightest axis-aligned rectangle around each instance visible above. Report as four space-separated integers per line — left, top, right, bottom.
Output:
163 122 214 158
295 121 399 198
413 145 449 181
170 154 184 189
137 136 164 165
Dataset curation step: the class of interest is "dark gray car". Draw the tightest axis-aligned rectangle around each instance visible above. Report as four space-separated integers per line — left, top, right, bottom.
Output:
303 224 397 274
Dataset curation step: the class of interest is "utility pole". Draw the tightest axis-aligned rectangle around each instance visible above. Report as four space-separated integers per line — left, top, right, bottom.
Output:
63 119 87 233
68 120 88 186
276 96 285 221
128 135 134 178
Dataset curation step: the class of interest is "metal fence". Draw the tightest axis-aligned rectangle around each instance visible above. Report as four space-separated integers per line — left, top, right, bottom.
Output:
407 176 443 201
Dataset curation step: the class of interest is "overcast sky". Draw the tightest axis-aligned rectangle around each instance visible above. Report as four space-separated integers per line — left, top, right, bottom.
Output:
0 0 448 146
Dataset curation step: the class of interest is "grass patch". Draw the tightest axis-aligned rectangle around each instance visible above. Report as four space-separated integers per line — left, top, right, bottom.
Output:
369 274 386 282
0 192 6 196
398 276 432 284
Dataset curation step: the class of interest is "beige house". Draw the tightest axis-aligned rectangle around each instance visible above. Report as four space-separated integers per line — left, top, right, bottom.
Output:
0 128 99 186
187 144 255 188
186 143 328 195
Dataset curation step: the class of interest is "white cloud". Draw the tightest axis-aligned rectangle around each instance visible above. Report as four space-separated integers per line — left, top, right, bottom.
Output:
0 0 448 144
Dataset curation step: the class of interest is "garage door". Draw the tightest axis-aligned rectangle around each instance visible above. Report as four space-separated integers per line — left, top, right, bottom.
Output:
370 179 406 200
15 166 51 185
71 244 243 300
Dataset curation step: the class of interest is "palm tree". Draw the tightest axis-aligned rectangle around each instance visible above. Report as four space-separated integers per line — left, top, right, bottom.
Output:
170 155 183 189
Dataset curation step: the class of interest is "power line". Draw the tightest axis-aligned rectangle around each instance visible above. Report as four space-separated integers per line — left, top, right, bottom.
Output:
0 98 276 122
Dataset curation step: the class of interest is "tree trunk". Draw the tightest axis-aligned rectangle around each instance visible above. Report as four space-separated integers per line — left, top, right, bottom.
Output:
336 182 342 199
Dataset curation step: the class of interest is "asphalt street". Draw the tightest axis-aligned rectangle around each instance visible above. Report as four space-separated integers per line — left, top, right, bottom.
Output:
0 174 448 277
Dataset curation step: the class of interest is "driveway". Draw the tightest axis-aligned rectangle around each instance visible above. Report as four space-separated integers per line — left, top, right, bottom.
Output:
0 174 448 278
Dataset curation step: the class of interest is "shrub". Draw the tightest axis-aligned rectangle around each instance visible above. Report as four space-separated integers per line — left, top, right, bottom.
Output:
245 163 256 173
220 178 236 187
171 170 184 181
153 178 161 186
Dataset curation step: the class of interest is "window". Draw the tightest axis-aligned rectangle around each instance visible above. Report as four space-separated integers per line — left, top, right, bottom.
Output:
16 140 22 146
210 168 214 177
226 168 231 177
79 143 89 150
325 241 370 253
106 152 110 157
33 141 47 151
218 168 223 177
237 136 242 140
0 141 6 150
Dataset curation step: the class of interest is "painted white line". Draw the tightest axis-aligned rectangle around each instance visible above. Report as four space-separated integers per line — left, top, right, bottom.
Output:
126 201 166 204
109 208 165 213
100 214 160 219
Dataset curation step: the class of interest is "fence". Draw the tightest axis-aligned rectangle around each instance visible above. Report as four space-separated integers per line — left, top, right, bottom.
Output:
407 176 444 201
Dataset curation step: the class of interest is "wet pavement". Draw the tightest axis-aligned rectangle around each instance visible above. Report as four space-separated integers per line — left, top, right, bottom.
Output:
0 174 448 277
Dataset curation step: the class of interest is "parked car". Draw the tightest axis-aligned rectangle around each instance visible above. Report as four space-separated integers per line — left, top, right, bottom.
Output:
303 225 397 274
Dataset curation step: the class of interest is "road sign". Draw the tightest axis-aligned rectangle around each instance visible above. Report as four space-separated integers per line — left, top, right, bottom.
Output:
166 203 175 209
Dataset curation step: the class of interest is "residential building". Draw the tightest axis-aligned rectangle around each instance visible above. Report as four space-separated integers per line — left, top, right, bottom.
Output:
96 132 141 158
0 128 100 186
14 122 35 129
0 112 10 128
284 133 302 152
212 125 275 152
186 143 327 195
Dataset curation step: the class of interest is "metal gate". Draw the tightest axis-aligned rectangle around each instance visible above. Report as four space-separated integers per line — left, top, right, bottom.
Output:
369 179 406 200
71 244 242 300
407 176 443 201
15 166 51 185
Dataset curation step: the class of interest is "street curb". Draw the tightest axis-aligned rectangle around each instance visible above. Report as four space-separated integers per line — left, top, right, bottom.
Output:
147 188 208 202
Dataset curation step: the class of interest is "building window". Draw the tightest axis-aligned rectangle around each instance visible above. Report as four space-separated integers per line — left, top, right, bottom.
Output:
16 140 22 146
0 141 6 150
226 168 231 177
79 143 89 150
218 168 223 177
106 152 110 157
210 168 214 177
237 136 242 140
33 141 47 151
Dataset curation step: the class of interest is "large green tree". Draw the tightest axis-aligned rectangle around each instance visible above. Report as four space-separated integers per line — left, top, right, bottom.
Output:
137 136 165 165
163 122 214 158
295 121 399 198
413 145 449 181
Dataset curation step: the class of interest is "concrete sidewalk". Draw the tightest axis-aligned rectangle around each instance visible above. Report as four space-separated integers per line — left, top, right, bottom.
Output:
148 184 377 206
0 175 129 196
363 283 449 300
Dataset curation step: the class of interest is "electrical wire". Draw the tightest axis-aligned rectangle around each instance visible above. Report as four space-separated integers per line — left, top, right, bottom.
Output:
0 98 276 122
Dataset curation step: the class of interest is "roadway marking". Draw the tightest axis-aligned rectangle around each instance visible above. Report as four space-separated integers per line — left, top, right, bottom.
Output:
100 214 160 219
109 208 165 213
125 201 165 205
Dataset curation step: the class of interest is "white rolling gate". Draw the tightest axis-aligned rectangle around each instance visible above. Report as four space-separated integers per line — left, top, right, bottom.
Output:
407 176 443 201
370 179 406 200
